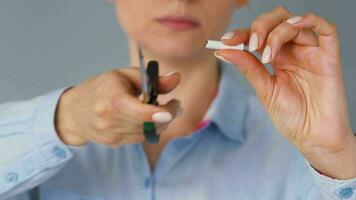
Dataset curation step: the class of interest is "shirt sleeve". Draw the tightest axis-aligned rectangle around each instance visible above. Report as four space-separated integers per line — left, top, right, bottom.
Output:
307 161 356 200
0 88 73 199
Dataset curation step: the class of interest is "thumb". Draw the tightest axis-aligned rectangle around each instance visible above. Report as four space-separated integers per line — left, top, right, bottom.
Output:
157 71 181 94
117 67 181 95
216 49 272 100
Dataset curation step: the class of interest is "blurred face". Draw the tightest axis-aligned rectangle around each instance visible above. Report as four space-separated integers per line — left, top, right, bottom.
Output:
114 0 244 60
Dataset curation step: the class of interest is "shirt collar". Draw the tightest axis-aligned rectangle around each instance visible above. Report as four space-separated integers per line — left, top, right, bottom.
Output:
205 62 250 142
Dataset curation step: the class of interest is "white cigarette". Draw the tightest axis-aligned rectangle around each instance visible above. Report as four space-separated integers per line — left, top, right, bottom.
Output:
205 40 244 50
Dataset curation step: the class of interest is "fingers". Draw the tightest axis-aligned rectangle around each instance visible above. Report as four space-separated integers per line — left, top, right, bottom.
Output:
90 115 169 147
118 67 181 95
75 66 182 149
114 94 181 123
291 30 319 47
92 114 171 147
222 7 291 51
159 99 182 119
288 14 337 37
221 8 334 65
286 14 339 51
222 28 250 46
157 72 181 94
249 6 291 51
263 22 319 63
216 49 272 100
263 22 298 63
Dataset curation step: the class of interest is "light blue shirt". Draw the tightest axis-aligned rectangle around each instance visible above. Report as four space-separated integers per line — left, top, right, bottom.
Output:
0 63 355 200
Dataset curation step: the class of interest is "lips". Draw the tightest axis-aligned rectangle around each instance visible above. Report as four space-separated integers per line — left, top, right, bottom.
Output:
156 16 200 31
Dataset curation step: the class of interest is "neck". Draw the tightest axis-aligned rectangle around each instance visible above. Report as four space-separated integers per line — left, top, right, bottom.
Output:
129 40 220 169
129 39 219 138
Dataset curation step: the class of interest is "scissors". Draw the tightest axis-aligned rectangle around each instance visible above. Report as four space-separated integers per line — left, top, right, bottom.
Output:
138 46 160 144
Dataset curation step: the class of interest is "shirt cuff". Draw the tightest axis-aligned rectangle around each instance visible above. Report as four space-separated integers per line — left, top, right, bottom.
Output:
307 161 356 199
31 87 74 147
0 88 73 194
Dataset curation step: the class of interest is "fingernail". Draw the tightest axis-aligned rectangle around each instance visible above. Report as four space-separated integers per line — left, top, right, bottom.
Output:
176 107 183 117
249 32 259 52
261 45 272 64
286 16 302 24
221 32 235 40
152 112 172 123
214 51 231 64
164 71 178 77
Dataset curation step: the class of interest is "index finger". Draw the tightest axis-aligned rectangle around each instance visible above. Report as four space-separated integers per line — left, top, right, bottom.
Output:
249 6 291 51
221 28 250 46
286 14 339 51
119 67 181 95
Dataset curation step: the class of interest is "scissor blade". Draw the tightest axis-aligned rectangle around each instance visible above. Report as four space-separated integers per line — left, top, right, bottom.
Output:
138 46 149 94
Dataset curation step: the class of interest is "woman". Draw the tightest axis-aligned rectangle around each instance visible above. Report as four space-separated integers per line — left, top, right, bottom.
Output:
0 0 355 199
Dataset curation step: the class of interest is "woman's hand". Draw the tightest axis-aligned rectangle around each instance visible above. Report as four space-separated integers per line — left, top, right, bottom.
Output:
55 67 181 148
217 6 356 179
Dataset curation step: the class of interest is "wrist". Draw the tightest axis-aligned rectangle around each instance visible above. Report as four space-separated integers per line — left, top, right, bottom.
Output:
303 132 356 180
55 87 88 146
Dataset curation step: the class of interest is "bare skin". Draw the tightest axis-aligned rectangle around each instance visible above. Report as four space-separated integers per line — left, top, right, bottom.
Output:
218 7 356 179
128 41 220 168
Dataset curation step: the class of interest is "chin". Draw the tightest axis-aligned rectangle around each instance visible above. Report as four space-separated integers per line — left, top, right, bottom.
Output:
145 38 206 60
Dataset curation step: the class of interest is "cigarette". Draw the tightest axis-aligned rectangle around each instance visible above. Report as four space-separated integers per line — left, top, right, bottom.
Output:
205 40 244 50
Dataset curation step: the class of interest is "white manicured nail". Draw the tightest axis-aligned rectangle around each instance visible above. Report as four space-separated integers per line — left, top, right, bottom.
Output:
152 112 172 123
205 40 244 50
249 32 259 52
164 71 178 77
262 46 272 64
214 51 232 64
287 16 302 24
221 32 235 40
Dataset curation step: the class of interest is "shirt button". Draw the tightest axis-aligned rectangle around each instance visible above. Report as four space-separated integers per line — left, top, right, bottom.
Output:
52 146 67 159
5 172 18 184
339 188 353 199
144 178 151 188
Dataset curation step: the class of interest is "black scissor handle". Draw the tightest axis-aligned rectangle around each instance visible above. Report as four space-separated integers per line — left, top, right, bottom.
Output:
143 61 160 144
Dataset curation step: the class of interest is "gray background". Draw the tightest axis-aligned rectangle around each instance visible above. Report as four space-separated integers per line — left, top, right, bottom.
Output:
0 0 355 130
